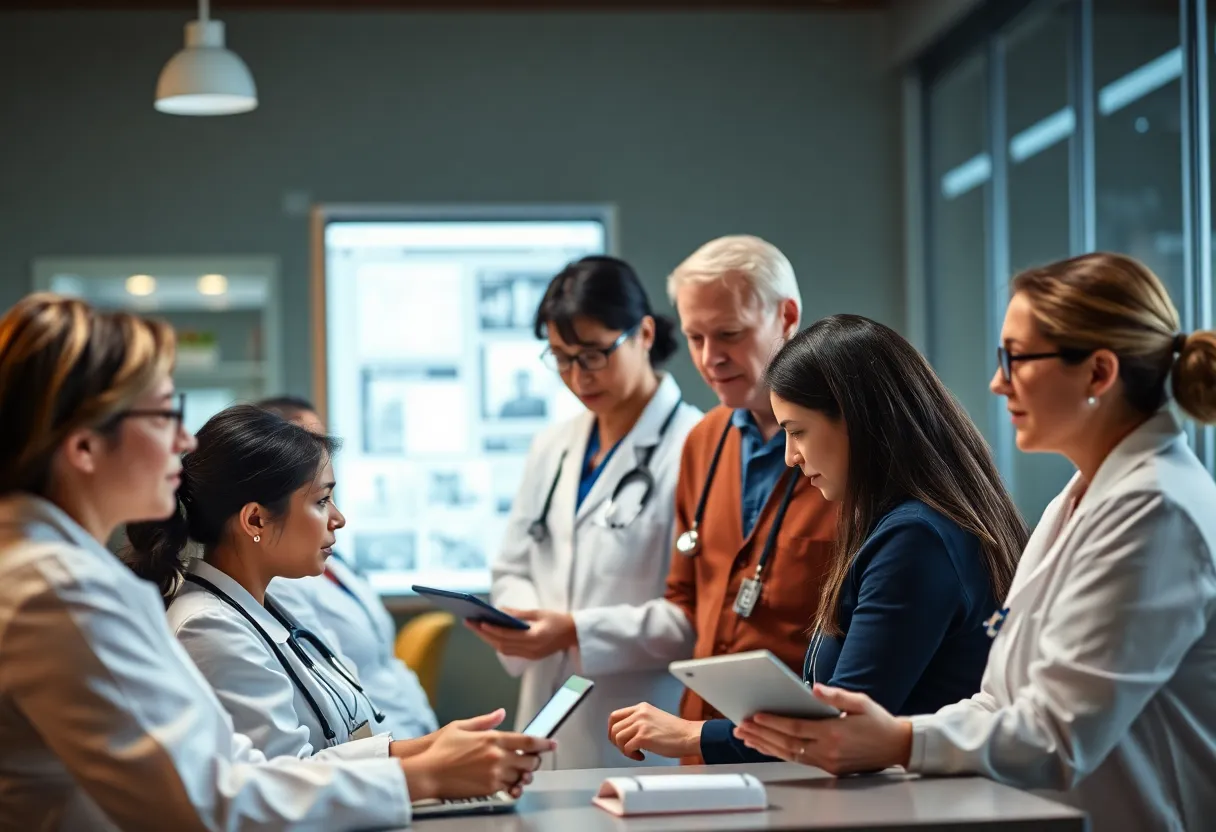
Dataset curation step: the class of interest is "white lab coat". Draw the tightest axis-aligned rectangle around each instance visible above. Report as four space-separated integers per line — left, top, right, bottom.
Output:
169 559 393 762
908 409 1216 832
271 556 439 739
0 494 410 831
492 373 702 769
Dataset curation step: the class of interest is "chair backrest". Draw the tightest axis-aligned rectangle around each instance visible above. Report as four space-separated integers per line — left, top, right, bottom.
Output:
394 611 456 705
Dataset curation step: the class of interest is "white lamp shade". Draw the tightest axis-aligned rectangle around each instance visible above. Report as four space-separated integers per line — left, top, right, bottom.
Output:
155 20 257 116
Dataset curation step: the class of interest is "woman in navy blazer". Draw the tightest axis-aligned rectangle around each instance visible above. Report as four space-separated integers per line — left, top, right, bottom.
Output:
701 314 1028 764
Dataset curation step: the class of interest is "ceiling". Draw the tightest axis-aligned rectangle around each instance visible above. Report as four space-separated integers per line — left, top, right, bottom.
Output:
0 0 887 10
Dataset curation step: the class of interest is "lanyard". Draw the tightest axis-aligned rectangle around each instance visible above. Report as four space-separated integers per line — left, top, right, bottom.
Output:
753 469 800 579
732 470 800 618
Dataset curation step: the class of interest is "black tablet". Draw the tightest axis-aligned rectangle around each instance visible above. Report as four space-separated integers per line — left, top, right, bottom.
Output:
411 585 531 630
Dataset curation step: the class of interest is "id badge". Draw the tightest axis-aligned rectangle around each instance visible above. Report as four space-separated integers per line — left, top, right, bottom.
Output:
733 577 763 618
351 720 373 741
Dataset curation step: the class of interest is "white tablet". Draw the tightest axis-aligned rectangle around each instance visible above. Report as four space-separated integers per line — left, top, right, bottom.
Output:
669 649 840 726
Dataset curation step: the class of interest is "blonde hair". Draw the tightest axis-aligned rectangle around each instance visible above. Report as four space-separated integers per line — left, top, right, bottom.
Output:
0 293 176 496
666 234 802 312
1012 252 1216 423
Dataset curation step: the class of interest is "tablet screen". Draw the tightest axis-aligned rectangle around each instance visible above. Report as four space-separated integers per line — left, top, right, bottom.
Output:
522 676 593 738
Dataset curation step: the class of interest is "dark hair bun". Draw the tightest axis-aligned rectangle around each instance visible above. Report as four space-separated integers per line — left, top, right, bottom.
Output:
649 314 679 367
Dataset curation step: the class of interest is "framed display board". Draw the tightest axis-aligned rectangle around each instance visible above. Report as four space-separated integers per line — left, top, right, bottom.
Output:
312 205 614 596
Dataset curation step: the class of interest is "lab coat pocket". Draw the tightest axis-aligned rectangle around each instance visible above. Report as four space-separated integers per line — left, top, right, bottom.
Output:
576 513 672 605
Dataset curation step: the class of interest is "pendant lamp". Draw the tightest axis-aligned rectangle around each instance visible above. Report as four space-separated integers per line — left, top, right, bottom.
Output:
155 0 257 116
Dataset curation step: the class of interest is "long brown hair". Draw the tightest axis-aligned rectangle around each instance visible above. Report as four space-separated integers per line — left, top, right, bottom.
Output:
1013 252 1216 423
0 293 175 497
765 314 1026 637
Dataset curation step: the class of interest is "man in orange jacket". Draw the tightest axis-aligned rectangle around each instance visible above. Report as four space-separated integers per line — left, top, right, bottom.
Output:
608 235 837 765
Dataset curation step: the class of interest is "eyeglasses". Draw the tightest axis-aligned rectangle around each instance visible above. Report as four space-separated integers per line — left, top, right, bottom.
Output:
996 346 1092 383
110 392 187 431
541 325 638 373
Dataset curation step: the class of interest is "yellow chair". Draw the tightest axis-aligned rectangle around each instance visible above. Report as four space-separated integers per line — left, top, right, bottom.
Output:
395 611 456 707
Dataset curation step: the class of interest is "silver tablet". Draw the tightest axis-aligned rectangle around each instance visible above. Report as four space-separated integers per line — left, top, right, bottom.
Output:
669 649 840 726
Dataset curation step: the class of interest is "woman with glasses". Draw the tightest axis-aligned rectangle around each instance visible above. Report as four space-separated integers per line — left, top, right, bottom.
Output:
467 256 702 769
731 253 1216 832
0 294 550 830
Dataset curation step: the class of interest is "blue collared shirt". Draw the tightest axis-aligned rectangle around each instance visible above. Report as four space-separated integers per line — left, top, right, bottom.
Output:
731 409 788 539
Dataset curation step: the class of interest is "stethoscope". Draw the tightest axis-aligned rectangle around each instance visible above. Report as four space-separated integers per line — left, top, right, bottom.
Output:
183 573 386 744
671 418 800 618
673 420 733 556
528 398 684 543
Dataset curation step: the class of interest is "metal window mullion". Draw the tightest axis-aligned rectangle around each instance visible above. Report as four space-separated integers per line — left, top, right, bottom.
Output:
987 34 1017 488
1180 0 1213 471
1068 0 1096 255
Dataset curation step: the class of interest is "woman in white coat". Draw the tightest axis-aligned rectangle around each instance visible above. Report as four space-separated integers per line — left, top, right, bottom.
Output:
731 253 1216 832
260 395 438 741
468 256 702 769
0 294 548 830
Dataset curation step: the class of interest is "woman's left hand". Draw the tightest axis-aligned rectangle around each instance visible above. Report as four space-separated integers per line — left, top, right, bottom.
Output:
733 684 914 775
466 608 578 660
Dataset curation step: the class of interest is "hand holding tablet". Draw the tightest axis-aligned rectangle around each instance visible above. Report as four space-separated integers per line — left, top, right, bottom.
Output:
412 585 531 630
669 649 840 726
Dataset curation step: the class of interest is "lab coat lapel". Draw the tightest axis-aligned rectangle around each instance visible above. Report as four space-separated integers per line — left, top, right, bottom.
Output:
328 555 392 646
1003 409 1184 610
574 374 683 526
548 413 593 607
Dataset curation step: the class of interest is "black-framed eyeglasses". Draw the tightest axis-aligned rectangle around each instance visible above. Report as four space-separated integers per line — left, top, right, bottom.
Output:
996 346 1092 383
541 325 638 373
110 392 187 430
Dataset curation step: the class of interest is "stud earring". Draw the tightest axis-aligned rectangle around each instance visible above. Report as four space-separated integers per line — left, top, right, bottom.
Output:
253 534 261 543
1087 396 1098 407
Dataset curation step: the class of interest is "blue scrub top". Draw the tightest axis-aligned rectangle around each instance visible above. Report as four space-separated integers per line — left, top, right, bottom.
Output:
576 421 623 510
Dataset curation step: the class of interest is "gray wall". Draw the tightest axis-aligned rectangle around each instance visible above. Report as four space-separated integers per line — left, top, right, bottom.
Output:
0 9 902 723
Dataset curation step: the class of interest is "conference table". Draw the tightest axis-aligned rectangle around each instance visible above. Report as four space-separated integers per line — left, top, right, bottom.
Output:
412 762 1088 831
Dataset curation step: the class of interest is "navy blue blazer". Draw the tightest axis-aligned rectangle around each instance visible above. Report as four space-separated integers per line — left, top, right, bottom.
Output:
700 499 999 764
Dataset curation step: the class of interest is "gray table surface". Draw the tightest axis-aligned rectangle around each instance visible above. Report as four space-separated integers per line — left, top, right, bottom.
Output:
410 762 1087 831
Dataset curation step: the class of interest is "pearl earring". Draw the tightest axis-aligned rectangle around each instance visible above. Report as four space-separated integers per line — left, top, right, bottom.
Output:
1087 396 1098 407
253 534 261 543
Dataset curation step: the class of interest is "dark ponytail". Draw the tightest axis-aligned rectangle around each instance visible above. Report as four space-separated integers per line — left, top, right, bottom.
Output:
124 404 339 600
534 255 678 368
125 489 191 597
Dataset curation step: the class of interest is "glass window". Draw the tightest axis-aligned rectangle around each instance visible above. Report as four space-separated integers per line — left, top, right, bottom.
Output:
1004 4 1079 522
928 52 994 443
1094 2 1183 305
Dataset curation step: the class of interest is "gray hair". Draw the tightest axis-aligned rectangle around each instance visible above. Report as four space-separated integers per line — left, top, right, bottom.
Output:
666 235 802 312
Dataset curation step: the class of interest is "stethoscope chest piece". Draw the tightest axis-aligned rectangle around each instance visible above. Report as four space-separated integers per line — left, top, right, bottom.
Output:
527 519 549 544
675 526 700 557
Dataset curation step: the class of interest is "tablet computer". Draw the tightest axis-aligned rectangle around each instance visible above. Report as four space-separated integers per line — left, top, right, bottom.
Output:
411 585 530 630
669 649 839 726
411 675 594 819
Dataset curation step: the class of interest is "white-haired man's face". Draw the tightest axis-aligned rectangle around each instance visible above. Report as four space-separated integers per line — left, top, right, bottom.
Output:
676 272 798 413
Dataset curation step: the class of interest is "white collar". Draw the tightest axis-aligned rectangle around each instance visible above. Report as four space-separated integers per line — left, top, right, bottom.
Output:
624 373 685 449
0 493 109 556
1065 407 1186 507
185 558 290 643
